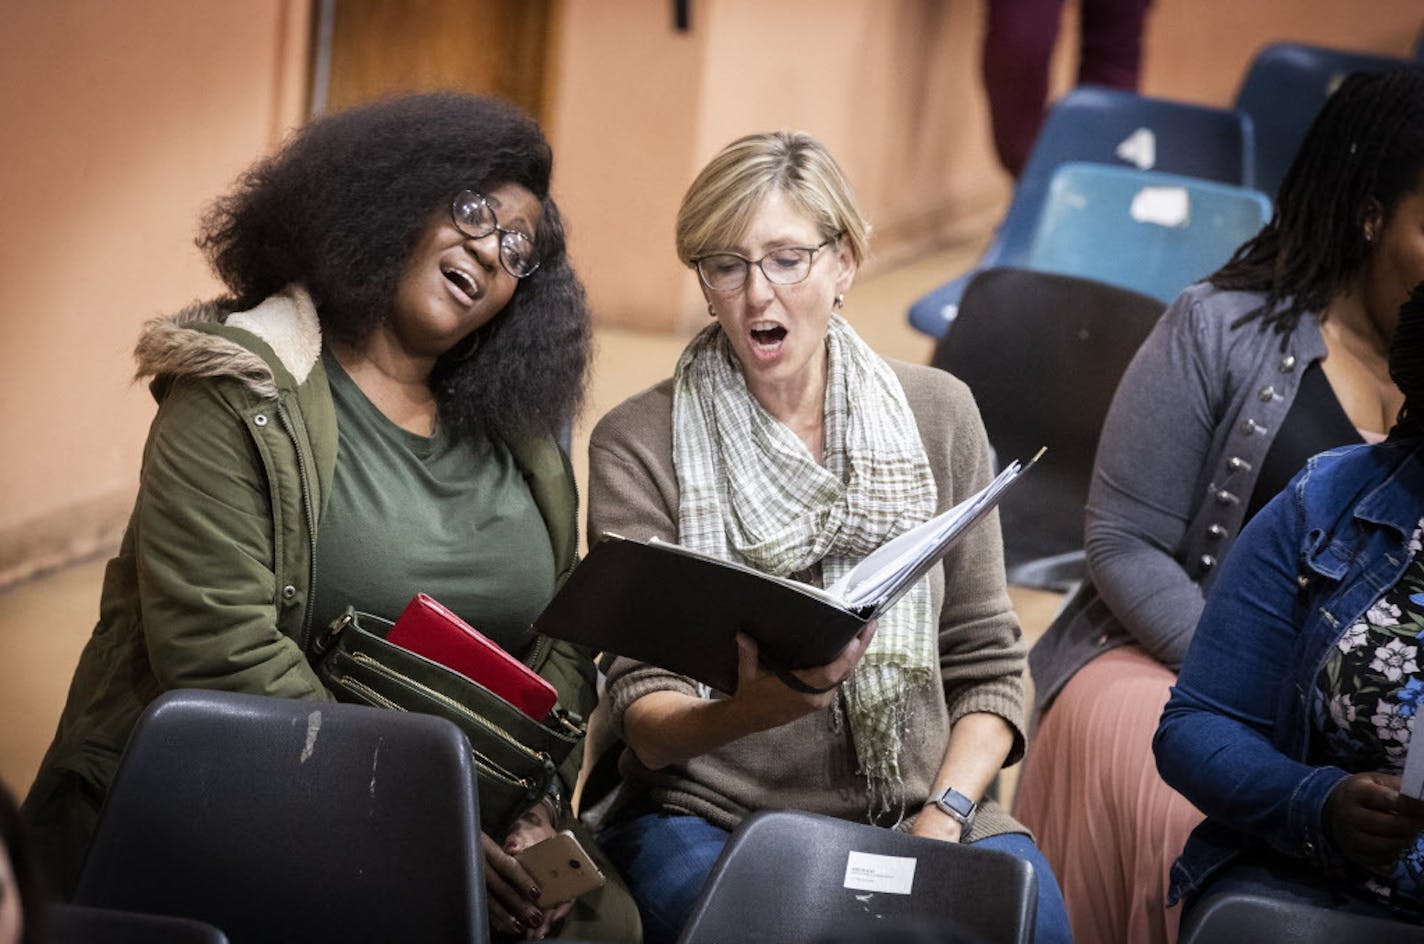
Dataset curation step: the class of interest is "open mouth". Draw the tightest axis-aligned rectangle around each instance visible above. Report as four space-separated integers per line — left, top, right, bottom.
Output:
746 323 787 362
750 324 787 345
441 265 480 302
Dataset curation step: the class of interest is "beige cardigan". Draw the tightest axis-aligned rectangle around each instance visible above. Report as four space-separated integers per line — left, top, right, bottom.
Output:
586 357 1029 840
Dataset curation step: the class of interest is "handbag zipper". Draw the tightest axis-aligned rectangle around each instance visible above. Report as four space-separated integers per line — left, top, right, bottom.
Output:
349 650 552 766
334 674 404 711
334 671 538 792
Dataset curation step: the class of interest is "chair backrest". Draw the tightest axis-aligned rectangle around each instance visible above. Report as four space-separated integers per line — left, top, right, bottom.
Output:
1179 891 1424 943
73 690 487 944
996 86 1254 271
932 269 1164 589
1024 162 1271 304
908 86 1251 339
676 810 1037 944
1234 41 1404 197
51 903 231 944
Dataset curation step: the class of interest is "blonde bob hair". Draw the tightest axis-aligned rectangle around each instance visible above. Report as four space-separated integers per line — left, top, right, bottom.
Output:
675 131 871 268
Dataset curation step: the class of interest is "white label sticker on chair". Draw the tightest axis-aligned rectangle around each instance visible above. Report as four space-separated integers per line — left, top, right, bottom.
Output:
843 850 917 895
1130 186 1191 228
1115 127 1156 170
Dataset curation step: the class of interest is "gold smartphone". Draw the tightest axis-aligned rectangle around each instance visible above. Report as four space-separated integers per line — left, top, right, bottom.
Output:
515 829 607 908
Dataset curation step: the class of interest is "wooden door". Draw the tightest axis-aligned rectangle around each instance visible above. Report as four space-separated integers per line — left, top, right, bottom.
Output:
319 0 555 122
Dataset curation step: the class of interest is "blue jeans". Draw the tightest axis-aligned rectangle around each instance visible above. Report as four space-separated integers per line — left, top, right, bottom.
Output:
599 813 1073 944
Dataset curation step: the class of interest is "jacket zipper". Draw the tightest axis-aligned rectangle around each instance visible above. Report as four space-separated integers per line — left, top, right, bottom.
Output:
556 441 580 585
278 400 320 653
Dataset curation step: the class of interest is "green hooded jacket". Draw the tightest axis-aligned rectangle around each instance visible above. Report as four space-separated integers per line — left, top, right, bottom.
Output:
30 286 592 838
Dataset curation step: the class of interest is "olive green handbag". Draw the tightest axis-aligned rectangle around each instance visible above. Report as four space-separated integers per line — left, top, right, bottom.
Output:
311 608 585 837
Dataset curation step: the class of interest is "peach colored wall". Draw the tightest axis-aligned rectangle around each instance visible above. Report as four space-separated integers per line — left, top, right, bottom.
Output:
550 0 1009 334
0 0 311 584
1 0 1421 584
549 0 1421 334
1139 1 1420 105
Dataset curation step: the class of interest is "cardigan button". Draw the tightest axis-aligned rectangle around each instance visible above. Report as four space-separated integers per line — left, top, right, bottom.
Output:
1240 418 1265 435
1297 574 1310 588
1200 554 1217 571
1227 456 1252 473
253 413 268 427
1208 524 1228 539
1215 489 1238 506
1258 385 1280 402
1280 355 1296 371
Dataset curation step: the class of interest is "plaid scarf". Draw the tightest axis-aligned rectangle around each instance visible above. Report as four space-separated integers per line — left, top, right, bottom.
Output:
671 313 938 815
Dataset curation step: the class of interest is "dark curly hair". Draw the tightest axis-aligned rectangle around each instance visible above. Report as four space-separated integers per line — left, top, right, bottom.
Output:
1210 67 1424 342
198 91 589 440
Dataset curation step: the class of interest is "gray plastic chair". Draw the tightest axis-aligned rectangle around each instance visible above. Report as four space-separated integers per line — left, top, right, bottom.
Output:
932 268 1165 590
1180 891 1424 943
677 810 1036 944
73 690 488 944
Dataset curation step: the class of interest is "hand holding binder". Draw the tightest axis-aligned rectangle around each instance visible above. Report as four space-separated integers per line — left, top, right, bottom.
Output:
535 452 1040 694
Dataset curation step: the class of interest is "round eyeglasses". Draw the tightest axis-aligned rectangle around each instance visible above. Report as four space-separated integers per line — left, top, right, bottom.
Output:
450 190 541 279
691 235 841 293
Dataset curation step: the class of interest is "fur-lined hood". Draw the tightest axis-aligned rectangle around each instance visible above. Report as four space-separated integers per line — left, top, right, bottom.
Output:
133 285 322 401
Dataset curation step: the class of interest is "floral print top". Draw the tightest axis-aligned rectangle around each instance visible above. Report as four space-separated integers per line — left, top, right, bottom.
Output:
1313 518 1424 906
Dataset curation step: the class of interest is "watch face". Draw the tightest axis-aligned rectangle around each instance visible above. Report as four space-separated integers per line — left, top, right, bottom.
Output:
939 788 973 816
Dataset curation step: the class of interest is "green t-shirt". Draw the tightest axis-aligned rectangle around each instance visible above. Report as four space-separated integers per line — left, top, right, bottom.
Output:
311 351 556 653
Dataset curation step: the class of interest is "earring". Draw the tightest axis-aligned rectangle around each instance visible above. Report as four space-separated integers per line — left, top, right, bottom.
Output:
707 303 716 318
833 294 845 311
451 331 482 363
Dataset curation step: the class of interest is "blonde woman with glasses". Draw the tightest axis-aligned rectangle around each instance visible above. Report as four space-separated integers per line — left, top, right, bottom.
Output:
585 131 1070 944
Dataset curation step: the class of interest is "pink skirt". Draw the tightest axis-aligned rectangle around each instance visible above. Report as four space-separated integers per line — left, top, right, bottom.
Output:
1015 646 1204 944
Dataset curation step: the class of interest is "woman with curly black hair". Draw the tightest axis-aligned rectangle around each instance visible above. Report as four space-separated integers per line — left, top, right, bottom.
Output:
23 92 638 941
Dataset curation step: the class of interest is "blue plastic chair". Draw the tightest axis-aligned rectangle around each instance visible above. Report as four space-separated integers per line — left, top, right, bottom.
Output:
1023 163 1270 305
908 85 1253 338
1234 42 1405 198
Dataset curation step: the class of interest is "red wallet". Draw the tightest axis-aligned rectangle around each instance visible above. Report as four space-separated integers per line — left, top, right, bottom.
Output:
386 593 559 720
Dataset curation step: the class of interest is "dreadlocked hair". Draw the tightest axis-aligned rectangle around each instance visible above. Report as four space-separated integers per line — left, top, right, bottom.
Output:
1389 282 1424 439
1211 67 1424 340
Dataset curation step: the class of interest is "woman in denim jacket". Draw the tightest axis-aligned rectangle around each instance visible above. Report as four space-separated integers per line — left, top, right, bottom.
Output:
1156 282 1424 920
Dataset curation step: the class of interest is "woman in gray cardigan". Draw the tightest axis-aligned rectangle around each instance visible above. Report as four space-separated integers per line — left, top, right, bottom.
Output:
1016 67 1424 944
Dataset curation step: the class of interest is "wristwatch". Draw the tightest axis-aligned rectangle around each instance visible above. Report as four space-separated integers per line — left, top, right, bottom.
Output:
926 786 978 834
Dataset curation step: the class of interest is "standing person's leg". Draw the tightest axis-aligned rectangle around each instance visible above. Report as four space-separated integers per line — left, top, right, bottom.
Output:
598 812 729 944
970 832 1074 944
1076 0 1152 89
982 0 1068 177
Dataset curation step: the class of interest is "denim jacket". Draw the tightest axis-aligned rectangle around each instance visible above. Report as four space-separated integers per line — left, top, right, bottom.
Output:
1154 436 1424 904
